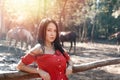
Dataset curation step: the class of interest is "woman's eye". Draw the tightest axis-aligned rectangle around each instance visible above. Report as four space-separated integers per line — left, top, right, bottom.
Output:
47 28 56 32
47 29 51 31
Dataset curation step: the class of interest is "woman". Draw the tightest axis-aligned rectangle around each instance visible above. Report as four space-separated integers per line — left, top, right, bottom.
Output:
17 18 73 80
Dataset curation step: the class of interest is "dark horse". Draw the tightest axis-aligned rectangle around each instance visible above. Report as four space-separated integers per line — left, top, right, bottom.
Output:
59 31 77 53
109 32 120 52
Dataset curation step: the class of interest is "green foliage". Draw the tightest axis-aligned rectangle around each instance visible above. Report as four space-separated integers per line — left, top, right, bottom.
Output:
2 0 120 41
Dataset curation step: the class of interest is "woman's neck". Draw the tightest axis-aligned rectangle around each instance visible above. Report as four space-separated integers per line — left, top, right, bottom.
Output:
45 42 53 48
44 42 55 54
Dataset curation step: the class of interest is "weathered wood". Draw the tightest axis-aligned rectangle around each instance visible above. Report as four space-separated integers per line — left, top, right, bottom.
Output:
0 58 120 80
0 71 40 80
73 58 120 73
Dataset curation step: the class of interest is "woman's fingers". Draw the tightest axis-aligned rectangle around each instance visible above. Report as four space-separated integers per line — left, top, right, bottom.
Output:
41 71 50 80
37 68 50 80
66 65 73 76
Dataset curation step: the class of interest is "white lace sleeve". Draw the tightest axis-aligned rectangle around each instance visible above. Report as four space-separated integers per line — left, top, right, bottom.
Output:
26 43 43 55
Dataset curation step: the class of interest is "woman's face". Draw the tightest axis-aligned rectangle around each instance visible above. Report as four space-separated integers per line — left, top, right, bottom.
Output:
45 22 57 44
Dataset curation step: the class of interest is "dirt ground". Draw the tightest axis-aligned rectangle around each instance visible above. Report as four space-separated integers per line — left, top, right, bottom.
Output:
0 40 120 80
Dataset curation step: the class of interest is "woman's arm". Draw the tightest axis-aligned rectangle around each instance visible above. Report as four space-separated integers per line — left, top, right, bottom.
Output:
63 48 73 75
66 59 73 75
17 60 38 73
17 44 51 80
16 44 42 73
17 61 50 80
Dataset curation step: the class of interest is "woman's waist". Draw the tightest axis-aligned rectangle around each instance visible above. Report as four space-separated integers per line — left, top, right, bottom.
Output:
50 73 68 80
38 68 67 80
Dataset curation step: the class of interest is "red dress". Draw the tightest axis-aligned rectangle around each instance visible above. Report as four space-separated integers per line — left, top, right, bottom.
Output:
21 50 70 80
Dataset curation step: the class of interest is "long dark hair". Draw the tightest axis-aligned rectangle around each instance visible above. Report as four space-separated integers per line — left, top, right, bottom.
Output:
37 18 65 54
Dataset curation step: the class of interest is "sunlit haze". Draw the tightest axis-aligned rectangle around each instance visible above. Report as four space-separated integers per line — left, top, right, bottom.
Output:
3 0 56 24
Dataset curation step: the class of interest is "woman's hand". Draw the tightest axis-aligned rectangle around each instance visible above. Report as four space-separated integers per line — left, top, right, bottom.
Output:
66 65 73 76
37 68 50 80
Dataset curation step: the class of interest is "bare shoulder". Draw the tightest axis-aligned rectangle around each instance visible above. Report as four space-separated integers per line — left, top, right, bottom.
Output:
26 43 43 55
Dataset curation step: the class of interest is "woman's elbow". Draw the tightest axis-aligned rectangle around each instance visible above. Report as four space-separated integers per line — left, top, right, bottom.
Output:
16 61 24 70
16 64 21 70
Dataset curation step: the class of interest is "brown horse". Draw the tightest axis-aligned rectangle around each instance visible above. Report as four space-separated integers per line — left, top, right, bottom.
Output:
6 27 35 50
109 32 120 45
59 31 77 53
109 32 120 52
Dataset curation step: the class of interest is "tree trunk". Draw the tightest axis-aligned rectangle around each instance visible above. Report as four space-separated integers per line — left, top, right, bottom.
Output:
91 23 95 42
58 0 68 31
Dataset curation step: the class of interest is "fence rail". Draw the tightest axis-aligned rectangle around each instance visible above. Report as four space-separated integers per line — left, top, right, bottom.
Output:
0 58 120 80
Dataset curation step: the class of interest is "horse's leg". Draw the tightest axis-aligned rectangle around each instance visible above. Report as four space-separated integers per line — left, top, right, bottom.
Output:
74 40 76 54
25 42 28 50
69 41 72 53
14 40 17 48
7 39 12 52
14 40 18 53
21 41 24 50
118 45 120 52
18 41 24 54
117 41 120 52
116 44 120 52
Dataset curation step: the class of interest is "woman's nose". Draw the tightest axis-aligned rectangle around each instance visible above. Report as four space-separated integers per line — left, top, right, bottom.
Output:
51 31 55 35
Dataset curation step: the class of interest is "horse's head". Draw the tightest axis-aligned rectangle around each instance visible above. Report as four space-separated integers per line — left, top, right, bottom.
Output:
59 31 77 42
108 33 118 40
59 32 69 41
108 34 114 40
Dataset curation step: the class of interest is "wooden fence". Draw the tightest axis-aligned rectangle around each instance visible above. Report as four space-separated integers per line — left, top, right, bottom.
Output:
0 58 120 80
